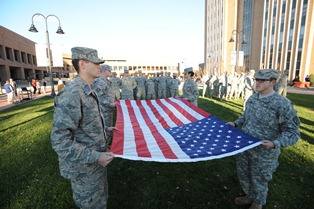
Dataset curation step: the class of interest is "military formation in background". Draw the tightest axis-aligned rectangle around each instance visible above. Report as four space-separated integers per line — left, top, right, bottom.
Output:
202 68 289 110
97 68 182 102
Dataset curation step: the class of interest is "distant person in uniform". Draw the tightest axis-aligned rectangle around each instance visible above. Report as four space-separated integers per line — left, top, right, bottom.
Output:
51 47 114 209
227 69 300 209
178 68 199 106
120 69 137 100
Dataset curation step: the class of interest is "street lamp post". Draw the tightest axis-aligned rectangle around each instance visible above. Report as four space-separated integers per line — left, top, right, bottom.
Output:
229 30 246 73
29 13 65 97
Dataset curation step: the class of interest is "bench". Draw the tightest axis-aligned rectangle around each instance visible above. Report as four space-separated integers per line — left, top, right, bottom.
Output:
294 82 310 88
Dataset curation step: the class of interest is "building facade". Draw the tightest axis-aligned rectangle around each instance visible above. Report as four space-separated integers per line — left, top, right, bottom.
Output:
0 26 46 84
204 0 314 82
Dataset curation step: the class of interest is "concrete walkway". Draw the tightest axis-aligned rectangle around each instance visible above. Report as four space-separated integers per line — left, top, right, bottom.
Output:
0 86 56 111
0 86 313 111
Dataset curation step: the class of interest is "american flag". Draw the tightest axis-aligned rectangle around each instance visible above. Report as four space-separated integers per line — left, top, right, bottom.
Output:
110 98 261 162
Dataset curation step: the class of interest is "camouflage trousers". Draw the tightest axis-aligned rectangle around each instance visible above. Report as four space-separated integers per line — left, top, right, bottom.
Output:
157 88 166 99
170 89 179 97
136 87 146 100
113 89 121 100
146 91 156 100
236 146 280 205
70 165 108 209
277 87 287 97
121 94 134 100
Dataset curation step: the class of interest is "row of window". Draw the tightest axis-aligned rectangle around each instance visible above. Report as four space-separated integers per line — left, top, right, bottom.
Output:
0 45 37 66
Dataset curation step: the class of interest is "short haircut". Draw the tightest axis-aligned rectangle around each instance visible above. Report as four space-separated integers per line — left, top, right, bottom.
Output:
72 59 80 73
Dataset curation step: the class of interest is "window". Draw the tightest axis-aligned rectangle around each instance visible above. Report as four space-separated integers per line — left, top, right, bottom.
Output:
21 52 26 63
14 49 20 62
33 55 37 66
27 54 32 65
0 45 4 59
5 47 12 60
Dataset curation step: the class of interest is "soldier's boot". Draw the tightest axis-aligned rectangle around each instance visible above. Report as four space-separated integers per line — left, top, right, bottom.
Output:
234 195 253 206
249 202 262 209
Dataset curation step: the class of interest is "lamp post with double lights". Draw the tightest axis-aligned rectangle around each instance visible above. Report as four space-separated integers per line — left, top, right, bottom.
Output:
29 13 65 97
229 30 246 73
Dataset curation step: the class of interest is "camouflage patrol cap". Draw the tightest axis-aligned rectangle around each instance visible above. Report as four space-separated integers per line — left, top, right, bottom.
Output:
184 67 193 74
100 64 112 72
254 69 279 80
173 73 177 76
138 70 142 73
167 72 171 75
112 71 117 75
284 69 289 74
71 47 104 63
124 69 129 73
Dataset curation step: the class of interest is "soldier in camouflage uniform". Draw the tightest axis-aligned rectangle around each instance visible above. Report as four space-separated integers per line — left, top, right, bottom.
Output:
165 72 173 98
51 47 114 209
134 70 146 100
243 69 255 110
179 68 199 106
208 73 217 98
170 73 180 97
227 69 300 209
156 71 167 99
110 71 122 100
146 75 156 100
120 69 137 100
276 69 288 97
94 64 115 128
202 74 209 97
219 71 228 101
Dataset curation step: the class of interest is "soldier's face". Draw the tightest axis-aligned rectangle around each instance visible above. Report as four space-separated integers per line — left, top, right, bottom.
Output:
81 60 101 79
255 79 275 94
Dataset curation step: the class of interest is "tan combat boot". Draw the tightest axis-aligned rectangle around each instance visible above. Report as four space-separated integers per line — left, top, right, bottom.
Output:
249 201 262 209
234 195 253 206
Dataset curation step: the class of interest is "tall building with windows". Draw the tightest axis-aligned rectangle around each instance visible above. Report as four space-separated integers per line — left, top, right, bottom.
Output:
204 0 245 76
257 0 314 81
205 0 314 81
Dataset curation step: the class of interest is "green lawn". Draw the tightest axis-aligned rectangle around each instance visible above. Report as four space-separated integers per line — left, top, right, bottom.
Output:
0 94 313 209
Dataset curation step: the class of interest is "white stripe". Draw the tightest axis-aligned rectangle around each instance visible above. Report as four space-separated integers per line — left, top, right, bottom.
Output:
130 100 164 158
169 97 206 120
159 99 192 127
149 100 177 127
113 141 262 162
120 100 137 156
140 100 190 159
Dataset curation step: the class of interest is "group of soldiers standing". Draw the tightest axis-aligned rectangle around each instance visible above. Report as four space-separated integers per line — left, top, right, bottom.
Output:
202 68 289 110
109 69 181 101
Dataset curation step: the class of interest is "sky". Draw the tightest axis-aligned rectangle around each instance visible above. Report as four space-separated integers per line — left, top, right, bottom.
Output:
0 0 205 68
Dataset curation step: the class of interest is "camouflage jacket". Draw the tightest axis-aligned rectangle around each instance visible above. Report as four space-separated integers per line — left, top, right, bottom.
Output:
182 79 199 105
51 76 106 179
234 92 300 149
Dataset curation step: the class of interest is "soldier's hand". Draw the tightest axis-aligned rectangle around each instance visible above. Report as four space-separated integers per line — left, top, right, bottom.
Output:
98 152 114 167
261 140 275 149
226 122 235 127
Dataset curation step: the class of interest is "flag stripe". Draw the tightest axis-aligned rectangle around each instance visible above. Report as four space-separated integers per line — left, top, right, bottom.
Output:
134 100 179 159
166 98 211 120
126 100 152 157
110 100 124 155
110 98 261 163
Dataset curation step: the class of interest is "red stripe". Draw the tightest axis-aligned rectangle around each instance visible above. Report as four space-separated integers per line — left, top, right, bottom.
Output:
155 99 183 126
145 100 170 129
110 100 124 154
164 98 200 122
136 100 178 159
178 98 211 118
126 100 151 157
